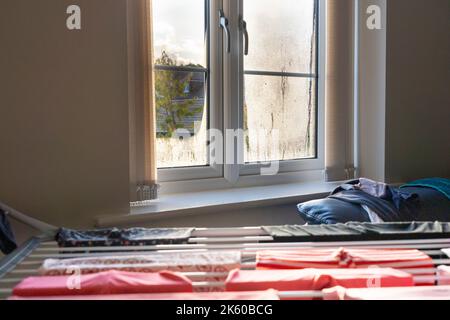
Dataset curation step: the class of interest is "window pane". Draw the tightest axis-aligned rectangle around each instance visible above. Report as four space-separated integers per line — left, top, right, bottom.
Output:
155 69 208 168
153 0 209 169
153 0 206 67
244 0 316 74
243 0 318 164
244 75 316 163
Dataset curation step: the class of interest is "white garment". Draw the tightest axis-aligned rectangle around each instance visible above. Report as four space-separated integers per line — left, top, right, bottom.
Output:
361 205 384 223
438 265 450 285
442 249 450 258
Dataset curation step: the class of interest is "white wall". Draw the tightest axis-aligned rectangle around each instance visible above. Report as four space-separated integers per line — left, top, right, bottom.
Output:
357 0 387 182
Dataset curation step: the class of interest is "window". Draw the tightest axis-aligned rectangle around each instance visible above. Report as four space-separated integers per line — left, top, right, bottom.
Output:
152 0 324 184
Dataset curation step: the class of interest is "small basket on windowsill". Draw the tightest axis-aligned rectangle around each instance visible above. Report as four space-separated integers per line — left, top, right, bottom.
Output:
136 184 160 202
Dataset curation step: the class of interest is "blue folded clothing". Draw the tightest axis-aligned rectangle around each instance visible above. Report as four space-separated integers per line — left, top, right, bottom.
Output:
297 178 450 225
401 178 450 200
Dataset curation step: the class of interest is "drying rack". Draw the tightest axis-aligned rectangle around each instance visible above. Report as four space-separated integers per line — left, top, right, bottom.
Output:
1 202 450 300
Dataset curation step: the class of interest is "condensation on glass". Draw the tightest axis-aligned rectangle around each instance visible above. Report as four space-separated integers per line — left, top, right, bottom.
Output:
153 0 208 169
243 0 318 163
153 0 318 169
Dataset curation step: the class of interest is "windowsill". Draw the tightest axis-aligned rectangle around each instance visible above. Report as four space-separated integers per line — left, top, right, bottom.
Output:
96 180 343 228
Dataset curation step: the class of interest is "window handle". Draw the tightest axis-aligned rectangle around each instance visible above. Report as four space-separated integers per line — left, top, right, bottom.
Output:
219 9 231 53
240 18 249 56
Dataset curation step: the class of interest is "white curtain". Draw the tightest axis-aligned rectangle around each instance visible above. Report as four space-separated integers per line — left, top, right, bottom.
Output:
129 0 158 201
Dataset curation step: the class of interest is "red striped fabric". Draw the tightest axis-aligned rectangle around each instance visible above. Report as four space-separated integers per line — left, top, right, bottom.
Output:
257 248 433 270
225 268 414 293
257 248 434 282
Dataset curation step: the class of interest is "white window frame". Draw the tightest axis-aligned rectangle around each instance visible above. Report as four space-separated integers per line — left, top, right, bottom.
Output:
156 0 326 189
157 0 224 183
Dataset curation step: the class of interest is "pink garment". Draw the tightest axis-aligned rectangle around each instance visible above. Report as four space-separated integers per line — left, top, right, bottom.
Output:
9 290 280 301
257 248 434 270
257 248 347 269
438 266 450 285
13 270 193 297
323 285 450 300
225 268 414 292
343 248 434 269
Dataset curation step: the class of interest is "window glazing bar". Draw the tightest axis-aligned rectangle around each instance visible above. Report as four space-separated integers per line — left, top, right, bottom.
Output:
154 65 208 73
244 70 317 78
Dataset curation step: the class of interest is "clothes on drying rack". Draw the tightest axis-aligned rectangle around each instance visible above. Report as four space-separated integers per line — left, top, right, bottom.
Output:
39 252 241 281
256 248 434 271
263 222 450 242
12 270 193 297
323 285 450 300
9 290 280 301
346 248 434 268
256 248 435 286
0 208 17 254
438 266 450 285
257 248 348 269
225 268 414 293
55 227 194 247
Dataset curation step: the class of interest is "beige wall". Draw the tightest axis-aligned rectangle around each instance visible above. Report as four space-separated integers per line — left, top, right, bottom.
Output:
385 0 450 183
115 204 307 229
0 0 131 228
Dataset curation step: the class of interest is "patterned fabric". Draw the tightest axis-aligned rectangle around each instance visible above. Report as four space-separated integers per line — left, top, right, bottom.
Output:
39 252 241 282
13 270 193 297
55 227 194 247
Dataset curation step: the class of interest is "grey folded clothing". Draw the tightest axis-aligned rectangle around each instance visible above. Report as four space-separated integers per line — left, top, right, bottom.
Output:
56 227 194 247
264 221 450 242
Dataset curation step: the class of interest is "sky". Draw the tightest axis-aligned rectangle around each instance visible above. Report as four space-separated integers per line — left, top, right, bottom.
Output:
153 0 206 66
152 0 315 69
